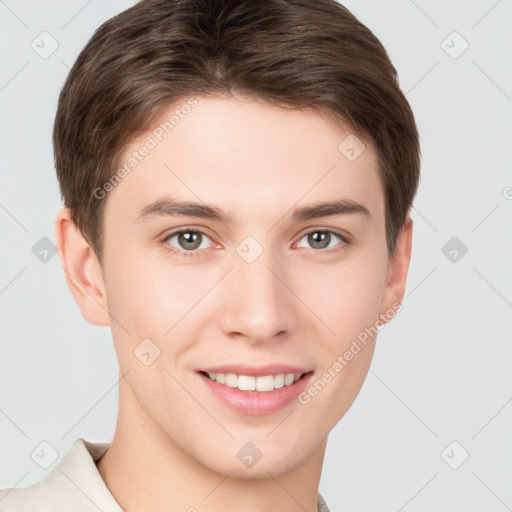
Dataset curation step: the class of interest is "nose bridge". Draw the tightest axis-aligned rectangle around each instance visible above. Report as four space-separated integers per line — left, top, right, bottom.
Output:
219 238 297 342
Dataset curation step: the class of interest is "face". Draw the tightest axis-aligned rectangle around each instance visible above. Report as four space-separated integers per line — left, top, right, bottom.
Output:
75 95 409 478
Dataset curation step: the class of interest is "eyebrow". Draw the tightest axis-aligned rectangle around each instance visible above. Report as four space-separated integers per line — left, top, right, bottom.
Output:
135 196 371 224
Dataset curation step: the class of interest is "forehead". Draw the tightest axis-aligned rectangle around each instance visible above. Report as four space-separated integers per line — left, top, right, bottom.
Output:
103 95 383 225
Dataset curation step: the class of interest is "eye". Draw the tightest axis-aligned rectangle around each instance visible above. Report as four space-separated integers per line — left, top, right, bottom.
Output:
163 228 214 257
296 229 347 253
161 227 349 258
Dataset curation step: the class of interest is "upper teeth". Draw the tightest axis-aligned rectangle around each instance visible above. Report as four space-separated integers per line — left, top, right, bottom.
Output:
207 372 302 392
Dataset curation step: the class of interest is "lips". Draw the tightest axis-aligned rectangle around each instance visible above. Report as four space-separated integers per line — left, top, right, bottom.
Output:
197 364 313 416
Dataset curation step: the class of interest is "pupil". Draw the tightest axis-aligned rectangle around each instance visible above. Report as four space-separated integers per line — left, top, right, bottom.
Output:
309 231 329 249
180 231 201 250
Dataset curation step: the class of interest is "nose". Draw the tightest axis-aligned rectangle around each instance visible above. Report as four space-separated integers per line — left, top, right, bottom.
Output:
218 247 299 345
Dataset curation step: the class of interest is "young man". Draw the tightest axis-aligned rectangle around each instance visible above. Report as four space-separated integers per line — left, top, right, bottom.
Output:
0 0 419 510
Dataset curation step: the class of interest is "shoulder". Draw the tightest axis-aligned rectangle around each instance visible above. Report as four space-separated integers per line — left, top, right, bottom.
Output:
0 463 91 511
0 438 116 512
0 481 52 511
317 492 332 512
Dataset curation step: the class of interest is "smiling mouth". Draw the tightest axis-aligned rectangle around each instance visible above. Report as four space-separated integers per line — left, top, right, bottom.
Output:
199 371 311 392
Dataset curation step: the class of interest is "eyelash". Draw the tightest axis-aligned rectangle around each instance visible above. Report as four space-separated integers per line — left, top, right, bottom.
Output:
161 227 350 258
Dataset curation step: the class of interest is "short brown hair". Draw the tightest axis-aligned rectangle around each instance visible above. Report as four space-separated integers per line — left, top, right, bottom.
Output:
53 0 420 265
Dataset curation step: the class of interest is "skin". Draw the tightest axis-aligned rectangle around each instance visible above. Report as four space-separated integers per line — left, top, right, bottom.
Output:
55 94 413 512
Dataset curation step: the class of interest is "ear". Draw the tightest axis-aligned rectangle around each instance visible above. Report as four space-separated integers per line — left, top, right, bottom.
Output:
54 207 110 326
378 215 413 319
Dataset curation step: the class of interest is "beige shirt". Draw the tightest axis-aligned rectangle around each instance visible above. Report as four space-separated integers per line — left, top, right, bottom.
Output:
0 438 332 511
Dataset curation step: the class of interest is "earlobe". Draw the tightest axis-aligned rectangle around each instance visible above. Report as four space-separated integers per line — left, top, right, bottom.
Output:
54 207 110 326
378 215 413 320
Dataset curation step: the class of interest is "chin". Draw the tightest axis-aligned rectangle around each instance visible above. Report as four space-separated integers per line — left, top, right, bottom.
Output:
197 446 306 480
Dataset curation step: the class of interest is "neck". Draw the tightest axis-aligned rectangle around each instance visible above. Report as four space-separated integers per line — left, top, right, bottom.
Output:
97 373 326 512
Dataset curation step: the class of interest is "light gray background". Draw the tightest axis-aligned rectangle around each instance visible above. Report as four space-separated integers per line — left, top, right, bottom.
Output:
1 1 511 511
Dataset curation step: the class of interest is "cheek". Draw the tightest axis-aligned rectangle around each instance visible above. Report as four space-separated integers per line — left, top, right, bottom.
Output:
104 252 197 332
294 258 386 425
293 255 388 353
103 251 215 374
